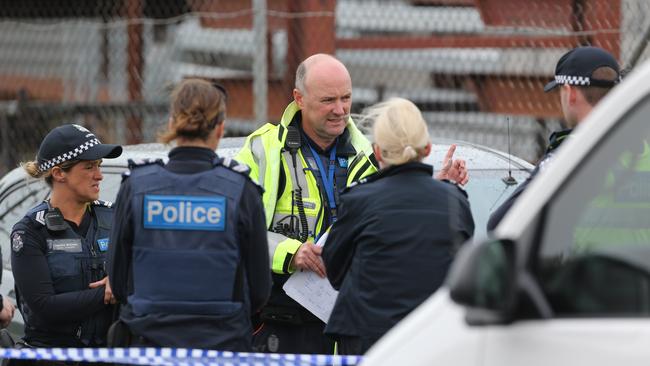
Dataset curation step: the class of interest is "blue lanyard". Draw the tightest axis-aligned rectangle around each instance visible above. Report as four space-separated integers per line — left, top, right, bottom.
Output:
308 143 338 222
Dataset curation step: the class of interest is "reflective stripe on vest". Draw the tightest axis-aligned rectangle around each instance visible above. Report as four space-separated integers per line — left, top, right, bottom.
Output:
251 137 266 189
272 149 321 240
236 101 377 228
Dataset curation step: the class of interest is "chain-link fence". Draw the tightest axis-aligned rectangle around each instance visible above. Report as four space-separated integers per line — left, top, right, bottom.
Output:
1 0 649 175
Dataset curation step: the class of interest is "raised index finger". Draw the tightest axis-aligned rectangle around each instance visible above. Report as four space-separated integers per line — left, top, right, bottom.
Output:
443 144 457 164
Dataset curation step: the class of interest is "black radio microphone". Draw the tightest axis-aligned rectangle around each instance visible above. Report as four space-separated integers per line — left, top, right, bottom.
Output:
284 125 308 242
286 126 301 150
286 125 302 167
45 202 67 231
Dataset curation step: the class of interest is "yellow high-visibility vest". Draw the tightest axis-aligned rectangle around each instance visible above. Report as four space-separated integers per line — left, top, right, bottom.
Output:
236 101 377 274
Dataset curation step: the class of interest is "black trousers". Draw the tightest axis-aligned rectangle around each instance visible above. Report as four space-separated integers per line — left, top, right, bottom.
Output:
252 320 334 354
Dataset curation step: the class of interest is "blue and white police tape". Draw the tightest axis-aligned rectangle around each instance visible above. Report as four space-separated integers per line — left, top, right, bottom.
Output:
0 347 364 365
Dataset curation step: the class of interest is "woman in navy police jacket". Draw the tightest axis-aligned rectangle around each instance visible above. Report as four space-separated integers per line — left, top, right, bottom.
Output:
11 124 122 353
323 98 475 355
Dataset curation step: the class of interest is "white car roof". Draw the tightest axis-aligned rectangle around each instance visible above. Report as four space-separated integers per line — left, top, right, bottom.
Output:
0 137 531 193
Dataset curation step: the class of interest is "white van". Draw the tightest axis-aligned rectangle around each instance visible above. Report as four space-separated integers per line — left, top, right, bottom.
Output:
363 60 650 365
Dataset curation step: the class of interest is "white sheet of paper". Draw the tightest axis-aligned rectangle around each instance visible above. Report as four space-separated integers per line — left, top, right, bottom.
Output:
282 232 339 323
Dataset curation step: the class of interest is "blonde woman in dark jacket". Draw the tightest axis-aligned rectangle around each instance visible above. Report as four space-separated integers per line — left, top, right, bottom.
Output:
322 98 475 355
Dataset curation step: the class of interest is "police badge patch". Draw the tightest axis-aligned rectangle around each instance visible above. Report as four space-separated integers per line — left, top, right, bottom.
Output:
338 157 348 168
97 238 109 252
11 232 24 253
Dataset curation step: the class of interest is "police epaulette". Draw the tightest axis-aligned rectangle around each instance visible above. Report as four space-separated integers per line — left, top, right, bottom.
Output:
220 157 251 175
219 157 263 192
127 158 164 170
28 204 48 227
123 158 164 181
92 200 113 208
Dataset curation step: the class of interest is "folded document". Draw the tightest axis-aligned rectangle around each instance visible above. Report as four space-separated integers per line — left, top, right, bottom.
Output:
282 232 338 323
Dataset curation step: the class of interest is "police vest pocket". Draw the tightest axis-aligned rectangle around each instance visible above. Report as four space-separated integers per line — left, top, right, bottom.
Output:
131 247 240 316
47 252 82 278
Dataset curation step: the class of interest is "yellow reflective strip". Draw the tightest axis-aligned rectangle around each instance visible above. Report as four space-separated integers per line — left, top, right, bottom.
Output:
347 161 363 186
235 142 258 180
251 137 266 189
272 238 302 274
236 129 278 226
272 150 321 240
347 155 376 186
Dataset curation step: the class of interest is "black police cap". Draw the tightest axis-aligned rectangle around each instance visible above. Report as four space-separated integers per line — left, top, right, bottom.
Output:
37 124 122 172
544 46 621 92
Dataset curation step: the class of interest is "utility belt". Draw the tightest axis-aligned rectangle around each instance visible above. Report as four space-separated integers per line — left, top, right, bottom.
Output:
20 322 92 348
259 306 322 325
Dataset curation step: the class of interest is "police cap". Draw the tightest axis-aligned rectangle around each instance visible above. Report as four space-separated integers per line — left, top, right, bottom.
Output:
37 124 123 173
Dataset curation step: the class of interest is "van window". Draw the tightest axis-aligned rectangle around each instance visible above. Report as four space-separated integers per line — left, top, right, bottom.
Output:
535 96 650 316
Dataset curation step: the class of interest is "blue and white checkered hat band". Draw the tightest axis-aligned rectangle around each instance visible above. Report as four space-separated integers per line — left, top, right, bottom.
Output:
0 347 364 365
555 74 591 86
38 138 101 173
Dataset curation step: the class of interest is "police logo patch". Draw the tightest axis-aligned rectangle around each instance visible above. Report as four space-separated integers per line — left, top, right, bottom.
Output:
11 232 23 253
72 124 95 138
72 124 90 133
338 157 348 168
97 238 109 252
143 194 227 231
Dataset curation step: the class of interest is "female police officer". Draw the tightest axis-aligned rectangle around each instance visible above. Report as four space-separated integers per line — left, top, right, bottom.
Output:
107 79 271 351
322 98 475 354
10 123 122 352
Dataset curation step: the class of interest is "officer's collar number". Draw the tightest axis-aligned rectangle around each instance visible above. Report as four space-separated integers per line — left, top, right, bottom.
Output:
143 195 227 231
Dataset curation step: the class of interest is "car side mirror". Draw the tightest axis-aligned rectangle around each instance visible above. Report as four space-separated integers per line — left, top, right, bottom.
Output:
447 238 517 315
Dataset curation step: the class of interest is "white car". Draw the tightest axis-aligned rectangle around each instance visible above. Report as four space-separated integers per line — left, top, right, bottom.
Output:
363 59 650 365
0 137 532 338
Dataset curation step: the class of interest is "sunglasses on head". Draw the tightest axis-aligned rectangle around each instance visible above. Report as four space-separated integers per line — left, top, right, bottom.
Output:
211 81 229 102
